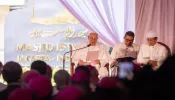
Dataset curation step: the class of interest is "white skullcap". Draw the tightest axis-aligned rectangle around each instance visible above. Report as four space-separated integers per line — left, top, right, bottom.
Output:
146 31 157 38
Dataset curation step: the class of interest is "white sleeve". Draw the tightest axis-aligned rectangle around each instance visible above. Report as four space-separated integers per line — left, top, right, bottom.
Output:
98 45 111 67
157 46 168 67
137 45 149 64
110 45 119 60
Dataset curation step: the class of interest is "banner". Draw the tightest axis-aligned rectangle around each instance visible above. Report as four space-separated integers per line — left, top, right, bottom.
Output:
4 1 88 71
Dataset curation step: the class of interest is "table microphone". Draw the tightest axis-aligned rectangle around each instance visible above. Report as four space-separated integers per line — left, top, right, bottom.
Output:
62 44 91 70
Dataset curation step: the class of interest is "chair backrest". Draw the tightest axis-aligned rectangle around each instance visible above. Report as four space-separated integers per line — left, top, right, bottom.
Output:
157 42 171 57
109 47 113 54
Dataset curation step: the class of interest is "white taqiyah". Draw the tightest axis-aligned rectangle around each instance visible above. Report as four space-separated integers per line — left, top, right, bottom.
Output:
146 31 157 38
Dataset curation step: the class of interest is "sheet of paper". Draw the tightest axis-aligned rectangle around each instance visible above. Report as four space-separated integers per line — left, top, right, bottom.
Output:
86 51 99 62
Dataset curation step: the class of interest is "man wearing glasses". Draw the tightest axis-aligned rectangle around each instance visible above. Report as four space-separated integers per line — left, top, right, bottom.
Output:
110 31 139 76
137 31 168 70
72 32 111 78
111 31 139 62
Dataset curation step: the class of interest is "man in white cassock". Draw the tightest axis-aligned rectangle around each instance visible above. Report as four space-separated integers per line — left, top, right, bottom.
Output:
110 31 139 76
137 31 168 70
71 32 111 79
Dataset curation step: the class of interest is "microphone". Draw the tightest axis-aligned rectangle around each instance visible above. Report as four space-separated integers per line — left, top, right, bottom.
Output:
87 44 91 47
63 44 91 70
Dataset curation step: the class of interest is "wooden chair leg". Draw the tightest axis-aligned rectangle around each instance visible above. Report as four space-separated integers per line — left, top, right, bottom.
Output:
104 63 109 77
70 63 75 76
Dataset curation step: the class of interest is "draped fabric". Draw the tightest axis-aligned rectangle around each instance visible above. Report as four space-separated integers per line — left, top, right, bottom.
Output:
124 0 135 33
59 0 128 47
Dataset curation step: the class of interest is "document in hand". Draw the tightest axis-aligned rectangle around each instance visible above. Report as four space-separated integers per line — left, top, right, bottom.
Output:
86 51 99 62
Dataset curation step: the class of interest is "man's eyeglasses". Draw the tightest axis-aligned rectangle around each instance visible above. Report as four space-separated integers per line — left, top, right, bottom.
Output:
89 37 98 40
147 37 157 42
125 38 133 42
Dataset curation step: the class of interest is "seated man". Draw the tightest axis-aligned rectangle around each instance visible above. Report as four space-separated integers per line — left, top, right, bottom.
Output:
0 61 22 100
53 70 70 96
137 31 168 70
30 60 48 75
71 32 111 79
110 31 139 76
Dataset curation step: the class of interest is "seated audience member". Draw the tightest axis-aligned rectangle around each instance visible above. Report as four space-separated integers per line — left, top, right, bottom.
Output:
56 86 85 100
137 31 168 70
21 70 40 87
72 66 91 94
87 65 99 92
8 88 33 100
28 75 52 100
95 77 121 100
31 60 48 75
72 32 111 78
47 65 52 79
110 31 139 77
53 70 70 96
73 66 97 100
0 61 6 91
75 65 91 76
0 61 22 100
130 64 155 100
152 55 175 100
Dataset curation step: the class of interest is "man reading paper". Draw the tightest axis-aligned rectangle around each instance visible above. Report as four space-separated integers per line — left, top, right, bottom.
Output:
111 31 139 61
71 32 111 78
110 31 139 77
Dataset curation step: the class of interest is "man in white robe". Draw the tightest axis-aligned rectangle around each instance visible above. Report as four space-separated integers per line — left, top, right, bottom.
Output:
137 31 168 70
110 31 139 76
71 32 111 79
111 31 139 60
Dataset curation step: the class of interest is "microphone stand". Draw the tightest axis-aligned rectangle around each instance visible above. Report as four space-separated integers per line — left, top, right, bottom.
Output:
63 44 91 70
